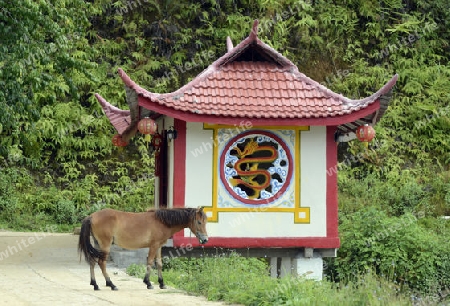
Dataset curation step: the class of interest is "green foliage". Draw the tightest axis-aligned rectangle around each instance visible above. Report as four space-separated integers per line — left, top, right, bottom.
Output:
126 263 147 278
264 272 413 306
0 0 95 159
54 199 77 224
338 171 450 216
0 145 155 230
127 254 415 305
327 207 450 294
161 252 269 301
0 168 21 221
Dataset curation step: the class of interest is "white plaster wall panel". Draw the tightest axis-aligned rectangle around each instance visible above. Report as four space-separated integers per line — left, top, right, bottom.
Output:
300 126 327 237
206 212 324 237
184 122 214 209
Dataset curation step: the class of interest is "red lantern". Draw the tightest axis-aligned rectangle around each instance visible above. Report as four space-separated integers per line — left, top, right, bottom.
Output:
356 125 376 142
138 118 157 143
112 134 128 147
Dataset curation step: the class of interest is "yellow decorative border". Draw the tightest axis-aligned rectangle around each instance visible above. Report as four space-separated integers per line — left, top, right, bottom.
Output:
202 124 310 224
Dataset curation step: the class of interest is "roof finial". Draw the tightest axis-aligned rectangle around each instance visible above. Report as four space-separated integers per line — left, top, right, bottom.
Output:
226 36 234 51
249 19 259 40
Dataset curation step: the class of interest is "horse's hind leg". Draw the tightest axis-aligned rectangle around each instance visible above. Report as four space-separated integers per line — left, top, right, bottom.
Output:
90 261 99 290
98 253 118 291
156 248 166 289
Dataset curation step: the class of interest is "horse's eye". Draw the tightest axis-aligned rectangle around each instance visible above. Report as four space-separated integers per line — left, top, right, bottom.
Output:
197 221 201 225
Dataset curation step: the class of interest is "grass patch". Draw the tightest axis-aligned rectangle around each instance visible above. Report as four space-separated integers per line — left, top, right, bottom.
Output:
125 253 445 305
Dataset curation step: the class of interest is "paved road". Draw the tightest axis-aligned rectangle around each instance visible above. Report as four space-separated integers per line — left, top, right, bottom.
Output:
0 232 230 306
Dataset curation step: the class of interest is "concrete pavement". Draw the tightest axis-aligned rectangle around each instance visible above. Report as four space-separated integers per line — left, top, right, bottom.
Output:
0 231 230 306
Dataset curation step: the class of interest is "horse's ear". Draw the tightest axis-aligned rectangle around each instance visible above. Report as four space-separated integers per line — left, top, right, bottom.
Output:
197 206 204 212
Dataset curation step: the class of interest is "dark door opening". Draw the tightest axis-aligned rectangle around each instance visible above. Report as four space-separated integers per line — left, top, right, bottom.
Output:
158 132 169 208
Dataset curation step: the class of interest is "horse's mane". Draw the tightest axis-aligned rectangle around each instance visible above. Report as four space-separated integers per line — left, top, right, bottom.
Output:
151 208 200 227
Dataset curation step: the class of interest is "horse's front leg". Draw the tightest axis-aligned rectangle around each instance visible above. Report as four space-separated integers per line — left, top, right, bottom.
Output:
143 247 157 289
156 247 167 289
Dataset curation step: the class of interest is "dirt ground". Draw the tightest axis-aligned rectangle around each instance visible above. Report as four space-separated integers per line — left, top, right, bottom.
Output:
0 231 233 306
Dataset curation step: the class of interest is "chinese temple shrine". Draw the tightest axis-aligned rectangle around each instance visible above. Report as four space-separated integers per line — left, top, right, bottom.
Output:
96 20 397 279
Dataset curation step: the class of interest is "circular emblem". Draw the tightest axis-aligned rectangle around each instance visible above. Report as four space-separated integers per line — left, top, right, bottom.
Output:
220 130 292 204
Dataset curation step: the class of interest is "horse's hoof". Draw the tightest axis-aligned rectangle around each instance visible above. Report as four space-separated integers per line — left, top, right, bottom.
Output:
147 285 154 289
160 285 167 289
111 287 118 291
94 287 100 291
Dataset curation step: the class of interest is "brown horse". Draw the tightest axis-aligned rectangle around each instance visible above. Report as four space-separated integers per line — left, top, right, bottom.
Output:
78 207 208 291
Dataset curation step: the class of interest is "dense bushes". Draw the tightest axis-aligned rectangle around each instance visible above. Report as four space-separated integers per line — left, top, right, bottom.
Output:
333 168 450 296
326 207 450 295
0 168 20 222
338 170 450 216
0 155 155 230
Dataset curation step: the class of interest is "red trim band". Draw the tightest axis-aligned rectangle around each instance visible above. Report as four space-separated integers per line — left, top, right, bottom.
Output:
172 119 186 208
326 126 339 241
173 237 340 248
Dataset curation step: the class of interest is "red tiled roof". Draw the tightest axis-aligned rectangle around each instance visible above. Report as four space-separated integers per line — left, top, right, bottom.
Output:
96 19 397 137
119 63 396 121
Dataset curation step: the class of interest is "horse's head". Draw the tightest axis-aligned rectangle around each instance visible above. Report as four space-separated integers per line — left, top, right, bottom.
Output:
190 207 208 244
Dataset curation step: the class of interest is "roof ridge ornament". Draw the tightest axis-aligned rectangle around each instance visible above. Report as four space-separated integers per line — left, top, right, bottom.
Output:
226 36 233 51
249 19 259 41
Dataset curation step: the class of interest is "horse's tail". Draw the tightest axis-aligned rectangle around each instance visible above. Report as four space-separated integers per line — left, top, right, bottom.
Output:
78 216 106 265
